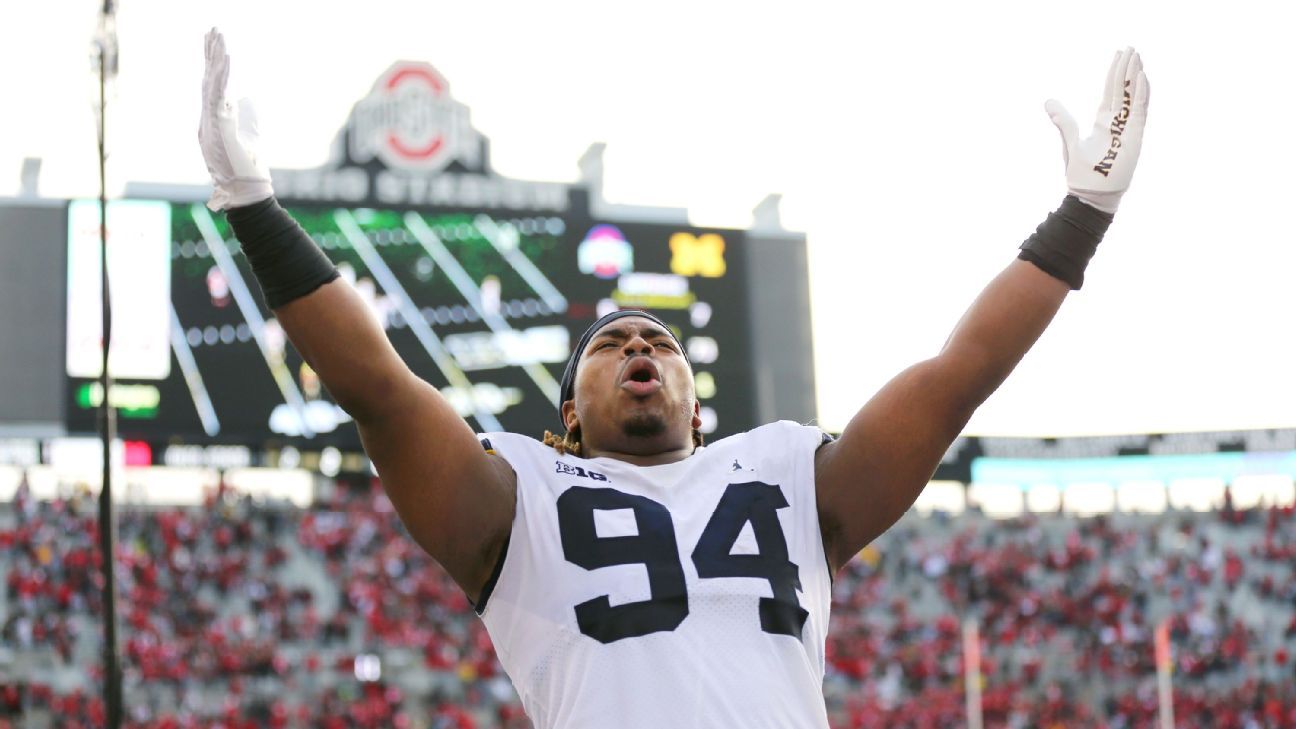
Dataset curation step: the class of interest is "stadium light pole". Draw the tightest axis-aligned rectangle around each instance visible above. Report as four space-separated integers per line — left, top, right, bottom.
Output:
91 1 124 726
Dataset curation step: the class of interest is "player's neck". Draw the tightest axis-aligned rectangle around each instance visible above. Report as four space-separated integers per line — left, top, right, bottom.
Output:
582 442 696 467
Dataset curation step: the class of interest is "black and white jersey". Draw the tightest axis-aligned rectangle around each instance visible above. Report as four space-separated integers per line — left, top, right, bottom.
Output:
476 421 833 729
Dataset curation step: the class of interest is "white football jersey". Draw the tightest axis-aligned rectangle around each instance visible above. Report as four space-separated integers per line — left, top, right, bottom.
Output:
475 421 833 729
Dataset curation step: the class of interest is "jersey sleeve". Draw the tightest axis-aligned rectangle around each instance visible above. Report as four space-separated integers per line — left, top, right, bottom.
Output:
468 434 509 615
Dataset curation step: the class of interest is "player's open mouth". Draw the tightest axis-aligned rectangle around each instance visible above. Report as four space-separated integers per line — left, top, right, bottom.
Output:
621 359 662 396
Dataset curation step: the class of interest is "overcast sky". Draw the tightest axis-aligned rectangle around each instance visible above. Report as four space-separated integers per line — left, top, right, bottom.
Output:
3 0 1293 437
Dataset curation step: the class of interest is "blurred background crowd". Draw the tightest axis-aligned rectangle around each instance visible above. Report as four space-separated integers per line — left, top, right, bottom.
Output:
3 477 1294 729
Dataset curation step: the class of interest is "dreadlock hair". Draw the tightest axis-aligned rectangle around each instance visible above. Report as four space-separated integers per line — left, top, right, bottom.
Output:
541 426 582 457
542 424 704 457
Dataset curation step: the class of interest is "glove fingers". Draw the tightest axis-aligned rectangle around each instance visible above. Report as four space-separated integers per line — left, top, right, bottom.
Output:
215 35 229 111
1125 50 1142 85
1109 47 1133 110
1133 70 1150 114
205 30 225 83
1099 49 1121 112
1121 50 1142 109
210 29 225 64
221 44 230 91
202 30 229 112
1044 99 1078 166
215 56 231 117
202 30 215 102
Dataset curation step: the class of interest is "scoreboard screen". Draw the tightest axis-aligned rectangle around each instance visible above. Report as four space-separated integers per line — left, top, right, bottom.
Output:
65 201 756 449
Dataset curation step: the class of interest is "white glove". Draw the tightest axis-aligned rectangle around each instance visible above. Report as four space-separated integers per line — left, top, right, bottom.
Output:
1045 47 1150 214
199 28 273 211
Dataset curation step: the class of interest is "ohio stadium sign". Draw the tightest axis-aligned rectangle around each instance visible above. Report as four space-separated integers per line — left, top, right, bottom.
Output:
350 62 480 173
270 60 573 212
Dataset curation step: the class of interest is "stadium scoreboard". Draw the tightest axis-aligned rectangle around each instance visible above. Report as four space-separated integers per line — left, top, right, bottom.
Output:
61 202 765 449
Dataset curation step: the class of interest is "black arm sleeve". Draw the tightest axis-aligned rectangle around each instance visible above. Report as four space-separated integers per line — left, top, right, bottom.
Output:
225 197 339 309
1017 195 1115 290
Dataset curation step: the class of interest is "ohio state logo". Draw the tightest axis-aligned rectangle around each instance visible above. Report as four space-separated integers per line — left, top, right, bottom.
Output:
349 62 482 172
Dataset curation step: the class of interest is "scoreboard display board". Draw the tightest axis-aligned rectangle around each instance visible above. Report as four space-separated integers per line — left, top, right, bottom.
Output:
64 201 756 450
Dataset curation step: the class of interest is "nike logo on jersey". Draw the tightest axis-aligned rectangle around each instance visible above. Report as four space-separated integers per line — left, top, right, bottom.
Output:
556 461 610 482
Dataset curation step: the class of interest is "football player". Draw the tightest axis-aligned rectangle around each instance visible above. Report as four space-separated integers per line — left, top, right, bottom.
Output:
200 30 1147 728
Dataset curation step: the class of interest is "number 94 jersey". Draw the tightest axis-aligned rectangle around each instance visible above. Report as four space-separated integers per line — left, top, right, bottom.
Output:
476 421 833 729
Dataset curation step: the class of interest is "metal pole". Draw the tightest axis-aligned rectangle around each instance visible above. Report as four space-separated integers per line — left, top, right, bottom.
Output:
963 618 983 729
93 2 123 725
1155 620 1174 729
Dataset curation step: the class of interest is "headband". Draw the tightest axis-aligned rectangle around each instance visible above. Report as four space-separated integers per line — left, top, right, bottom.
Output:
557 309 690 423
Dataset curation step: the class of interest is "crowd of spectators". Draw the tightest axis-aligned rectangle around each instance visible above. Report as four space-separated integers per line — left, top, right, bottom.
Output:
2 476 1294 728
825 500 1296 727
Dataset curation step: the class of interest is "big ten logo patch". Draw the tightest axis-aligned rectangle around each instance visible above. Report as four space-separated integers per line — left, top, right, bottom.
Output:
556 461 609 481
669 233 726 278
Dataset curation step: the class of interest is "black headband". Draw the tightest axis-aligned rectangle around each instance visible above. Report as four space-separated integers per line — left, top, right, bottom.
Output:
558 309 690 424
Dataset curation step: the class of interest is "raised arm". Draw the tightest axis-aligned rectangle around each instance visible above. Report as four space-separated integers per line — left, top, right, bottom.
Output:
199 29 513 600
815 48 1150 573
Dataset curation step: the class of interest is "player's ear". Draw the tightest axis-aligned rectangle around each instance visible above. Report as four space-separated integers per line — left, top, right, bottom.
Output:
561 399 579 433
691 399 702 431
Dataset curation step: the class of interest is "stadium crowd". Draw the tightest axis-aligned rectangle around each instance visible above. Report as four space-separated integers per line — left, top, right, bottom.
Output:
2 475 1295 728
